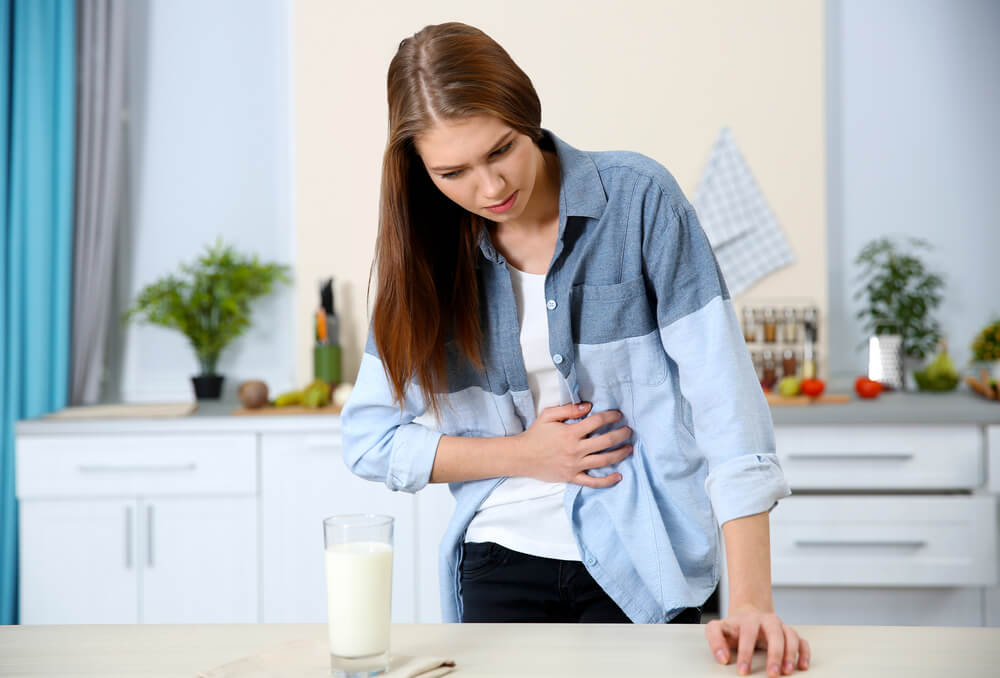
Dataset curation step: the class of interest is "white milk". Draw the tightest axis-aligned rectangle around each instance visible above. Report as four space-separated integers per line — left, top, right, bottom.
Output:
325 541 393 658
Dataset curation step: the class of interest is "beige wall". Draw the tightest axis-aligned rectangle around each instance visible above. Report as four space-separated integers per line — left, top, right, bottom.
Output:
293 0 826 385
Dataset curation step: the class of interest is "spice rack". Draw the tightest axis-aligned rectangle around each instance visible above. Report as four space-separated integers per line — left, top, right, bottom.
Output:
740 302 820 390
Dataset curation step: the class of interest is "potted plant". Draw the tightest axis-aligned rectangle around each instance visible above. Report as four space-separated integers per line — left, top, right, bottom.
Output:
853 237 945 389
123 238 291 400
971 318 1000 380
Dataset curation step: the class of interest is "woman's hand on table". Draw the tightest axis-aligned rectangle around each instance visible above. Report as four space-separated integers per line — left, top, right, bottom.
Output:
705 604 810 676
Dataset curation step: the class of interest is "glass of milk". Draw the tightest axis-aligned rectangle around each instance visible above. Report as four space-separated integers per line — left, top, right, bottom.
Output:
323 514 394 677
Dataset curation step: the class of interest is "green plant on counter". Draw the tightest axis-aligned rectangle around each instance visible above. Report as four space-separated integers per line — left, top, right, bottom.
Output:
853 237 944 361
123 238 291 376
971 319 1000 363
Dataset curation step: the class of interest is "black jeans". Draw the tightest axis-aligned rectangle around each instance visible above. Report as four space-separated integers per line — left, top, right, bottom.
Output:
460 541 703 624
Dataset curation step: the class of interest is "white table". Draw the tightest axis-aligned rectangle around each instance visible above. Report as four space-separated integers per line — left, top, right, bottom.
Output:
1 623 998 677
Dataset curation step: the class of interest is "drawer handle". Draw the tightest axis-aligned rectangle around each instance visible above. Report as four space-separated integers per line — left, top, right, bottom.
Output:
786 452 914 461
304 437 341 451
125 506 133 569
77 463 198 473
147 505 155 568
794 539 927 549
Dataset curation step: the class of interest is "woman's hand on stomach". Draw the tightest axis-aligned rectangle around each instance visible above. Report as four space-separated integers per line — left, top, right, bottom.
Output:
512 402 633 488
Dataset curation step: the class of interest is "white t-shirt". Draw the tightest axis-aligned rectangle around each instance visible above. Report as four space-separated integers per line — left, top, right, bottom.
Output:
463 264 581 561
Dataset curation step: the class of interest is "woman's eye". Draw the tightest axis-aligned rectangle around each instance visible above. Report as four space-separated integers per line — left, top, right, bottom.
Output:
439 141 512 179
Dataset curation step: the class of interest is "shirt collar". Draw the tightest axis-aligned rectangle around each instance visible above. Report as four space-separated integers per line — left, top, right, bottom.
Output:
478 128 607 263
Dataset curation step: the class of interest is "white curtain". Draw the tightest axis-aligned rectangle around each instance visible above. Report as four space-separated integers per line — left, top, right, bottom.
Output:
70 0 127 404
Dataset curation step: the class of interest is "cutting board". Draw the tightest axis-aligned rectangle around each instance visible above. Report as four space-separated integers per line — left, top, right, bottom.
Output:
765 392 851 406
46 402 198 418
231 404 342 416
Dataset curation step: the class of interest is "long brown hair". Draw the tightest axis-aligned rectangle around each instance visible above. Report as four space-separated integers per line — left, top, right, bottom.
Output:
373 22 543 416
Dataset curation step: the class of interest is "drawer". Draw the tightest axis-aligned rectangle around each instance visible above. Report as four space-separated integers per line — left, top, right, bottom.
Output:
770 496 997 587
16 434 257 497
775 425 982 490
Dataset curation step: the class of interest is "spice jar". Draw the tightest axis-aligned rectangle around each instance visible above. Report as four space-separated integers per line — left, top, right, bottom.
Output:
782 349 797 378
762 308 777 343
750 350 763 381
782 308 798 343
742 307 757 343
761 350 777 389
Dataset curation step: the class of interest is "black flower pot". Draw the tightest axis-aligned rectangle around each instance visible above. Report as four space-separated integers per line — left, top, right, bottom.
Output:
191 374 224 400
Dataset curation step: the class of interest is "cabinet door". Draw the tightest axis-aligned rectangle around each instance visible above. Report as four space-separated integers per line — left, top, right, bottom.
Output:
260 432 417 623
414 483 455 623
139 496 258 623
19 498 139 624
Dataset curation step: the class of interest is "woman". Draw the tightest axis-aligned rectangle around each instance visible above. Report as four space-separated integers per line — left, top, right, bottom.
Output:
342 21 811 677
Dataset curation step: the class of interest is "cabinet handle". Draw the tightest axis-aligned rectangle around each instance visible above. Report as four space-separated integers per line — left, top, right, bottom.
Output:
125 506 133 569
304 437 341 451
794 539 927 549
147 505 154 568
786 452 914 461
77 463 198 473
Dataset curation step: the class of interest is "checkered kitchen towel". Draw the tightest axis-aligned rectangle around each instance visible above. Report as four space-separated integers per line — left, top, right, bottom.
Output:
692 127 795 296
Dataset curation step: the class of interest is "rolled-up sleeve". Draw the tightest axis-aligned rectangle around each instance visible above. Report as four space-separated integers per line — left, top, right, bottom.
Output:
639 173 791 526
340 333 442 493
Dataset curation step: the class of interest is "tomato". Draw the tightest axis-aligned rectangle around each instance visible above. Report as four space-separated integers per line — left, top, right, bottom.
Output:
855 377 882 399
801 378 825 397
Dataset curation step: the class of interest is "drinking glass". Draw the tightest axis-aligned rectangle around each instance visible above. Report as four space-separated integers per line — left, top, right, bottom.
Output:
323 514 394 677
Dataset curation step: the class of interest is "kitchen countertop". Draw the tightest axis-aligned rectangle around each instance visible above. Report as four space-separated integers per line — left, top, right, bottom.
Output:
14 388 1000 435
1 622 997 677
768 388 1000 426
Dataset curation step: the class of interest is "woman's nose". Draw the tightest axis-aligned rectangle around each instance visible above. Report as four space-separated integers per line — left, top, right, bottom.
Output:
480 168 506 201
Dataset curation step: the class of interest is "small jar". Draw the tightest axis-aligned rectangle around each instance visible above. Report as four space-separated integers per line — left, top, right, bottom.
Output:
802 307 819 342
761 350 777 389
750 350 764 381
782 308 798 343
742 307 757 343
782 349 797 378
762 308 778 343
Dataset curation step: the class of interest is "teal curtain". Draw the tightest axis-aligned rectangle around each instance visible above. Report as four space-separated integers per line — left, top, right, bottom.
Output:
1 0 76 625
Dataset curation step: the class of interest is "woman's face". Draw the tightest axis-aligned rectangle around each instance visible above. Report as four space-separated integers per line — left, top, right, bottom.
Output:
414 115 539 222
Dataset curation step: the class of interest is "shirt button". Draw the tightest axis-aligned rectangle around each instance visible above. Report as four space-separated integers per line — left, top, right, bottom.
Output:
546 299 557 310
552 354 564 365
586 555 597 566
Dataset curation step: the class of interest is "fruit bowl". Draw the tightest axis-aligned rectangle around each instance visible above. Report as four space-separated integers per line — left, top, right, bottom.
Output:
912 370 959 392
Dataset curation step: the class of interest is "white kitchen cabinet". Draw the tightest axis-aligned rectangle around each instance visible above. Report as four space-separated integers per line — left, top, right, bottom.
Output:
20 498 139 624
720 424 998 627
17 433 258 624
139 496 257 623
259 430 420 623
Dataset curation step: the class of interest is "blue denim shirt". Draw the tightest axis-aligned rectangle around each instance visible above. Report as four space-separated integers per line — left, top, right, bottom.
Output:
341 129 791 623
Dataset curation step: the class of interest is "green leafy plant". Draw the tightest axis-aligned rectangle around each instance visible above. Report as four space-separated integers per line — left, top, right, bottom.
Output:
971 319 1000 362
853 237 944 361
123 238 291 375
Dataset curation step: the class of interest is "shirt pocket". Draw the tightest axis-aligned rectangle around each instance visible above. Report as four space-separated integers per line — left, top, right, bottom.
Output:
570 277 668 388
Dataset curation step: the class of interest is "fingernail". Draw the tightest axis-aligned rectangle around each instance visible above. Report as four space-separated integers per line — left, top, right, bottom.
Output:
768 664 779 676
715 650 727 664
784 661 794 673
578 403 588 411
739 663 749 675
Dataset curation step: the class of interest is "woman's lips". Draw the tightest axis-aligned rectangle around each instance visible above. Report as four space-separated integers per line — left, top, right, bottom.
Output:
486 190 518 214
